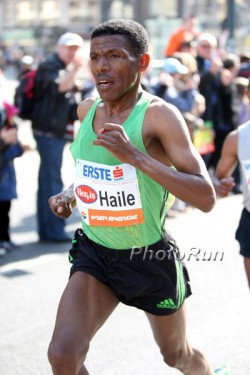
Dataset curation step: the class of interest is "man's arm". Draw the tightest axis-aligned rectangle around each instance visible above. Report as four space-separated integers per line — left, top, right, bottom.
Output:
58 54 83 93
213 130 238 197
94 100 216 212
48 98 95 219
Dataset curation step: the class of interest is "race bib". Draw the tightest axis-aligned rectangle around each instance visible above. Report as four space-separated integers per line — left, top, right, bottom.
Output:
74 159 144 227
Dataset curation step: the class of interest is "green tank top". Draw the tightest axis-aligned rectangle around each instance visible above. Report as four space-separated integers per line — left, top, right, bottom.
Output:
70 91 170 249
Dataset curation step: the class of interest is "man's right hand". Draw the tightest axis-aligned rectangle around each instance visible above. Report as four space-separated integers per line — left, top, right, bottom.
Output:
48 188 76 219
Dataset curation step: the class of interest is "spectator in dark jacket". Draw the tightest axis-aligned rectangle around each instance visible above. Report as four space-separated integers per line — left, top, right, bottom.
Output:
199 54 238 170
32 32 84 242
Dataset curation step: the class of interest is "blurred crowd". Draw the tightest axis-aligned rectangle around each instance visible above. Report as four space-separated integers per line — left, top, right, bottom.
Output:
143 14 250 212
0 40 44 80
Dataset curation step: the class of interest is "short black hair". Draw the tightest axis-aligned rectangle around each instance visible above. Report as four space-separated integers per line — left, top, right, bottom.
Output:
91 19 149 58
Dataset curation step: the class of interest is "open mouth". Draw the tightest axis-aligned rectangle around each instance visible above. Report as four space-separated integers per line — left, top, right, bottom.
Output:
97 79 113 89
96 75 113 89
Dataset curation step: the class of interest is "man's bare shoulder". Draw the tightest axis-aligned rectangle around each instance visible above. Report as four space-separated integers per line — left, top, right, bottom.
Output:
142 94 194 167
146 95 190 134
77 97 98 122
147 94 180 116
148 95 173 110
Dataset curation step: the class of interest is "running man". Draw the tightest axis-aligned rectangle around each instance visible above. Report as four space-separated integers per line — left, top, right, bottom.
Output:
47 19 228 375
213 118 250 289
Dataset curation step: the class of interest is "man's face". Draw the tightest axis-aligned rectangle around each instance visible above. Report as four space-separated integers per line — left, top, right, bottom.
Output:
89 34 140 101
57 45 80 66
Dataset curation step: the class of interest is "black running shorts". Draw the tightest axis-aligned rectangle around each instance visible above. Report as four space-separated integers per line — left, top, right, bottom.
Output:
68 229 192 316
236 208 250 258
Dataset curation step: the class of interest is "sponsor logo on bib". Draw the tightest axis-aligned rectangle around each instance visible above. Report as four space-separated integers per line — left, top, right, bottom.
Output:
75 185 97 204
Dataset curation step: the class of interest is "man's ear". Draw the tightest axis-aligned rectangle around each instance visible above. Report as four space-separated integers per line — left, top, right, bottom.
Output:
138 53 150 73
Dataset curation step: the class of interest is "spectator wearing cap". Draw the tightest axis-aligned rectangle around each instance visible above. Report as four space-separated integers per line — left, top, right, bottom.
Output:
152 57 187 99
16 54 34 79
32 32 84 242
161 57 199 114
14 55 35 117
20 55 34 69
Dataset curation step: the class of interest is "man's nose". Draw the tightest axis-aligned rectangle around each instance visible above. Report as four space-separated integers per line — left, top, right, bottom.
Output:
96 56 109 71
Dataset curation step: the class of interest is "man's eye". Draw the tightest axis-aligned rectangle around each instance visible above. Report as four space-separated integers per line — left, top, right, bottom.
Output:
111 54 120 58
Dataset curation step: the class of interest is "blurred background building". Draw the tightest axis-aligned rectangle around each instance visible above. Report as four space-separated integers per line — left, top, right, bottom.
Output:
0 0 249 60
